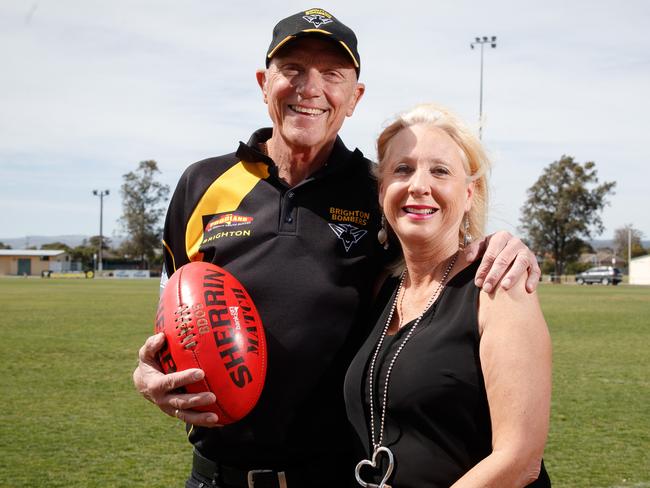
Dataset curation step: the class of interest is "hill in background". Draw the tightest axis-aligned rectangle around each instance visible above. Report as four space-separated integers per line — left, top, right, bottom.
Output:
0 235 124 249
2 235 649 252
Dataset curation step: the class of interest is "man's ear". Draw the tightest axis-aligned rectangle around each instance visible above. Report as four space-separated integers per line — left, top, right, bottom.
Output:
346 82 365 117
256 69 268 104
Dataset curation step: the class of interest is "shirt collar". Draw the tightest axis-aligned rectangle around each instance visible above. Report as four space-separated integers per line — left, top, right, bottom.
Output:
236 128 358 176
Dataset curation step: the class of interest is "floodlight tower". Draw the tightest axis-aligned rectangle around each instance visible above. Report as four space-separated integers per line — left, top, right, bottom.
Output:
628 227 632 270
92 189 109 272
470 35 497 139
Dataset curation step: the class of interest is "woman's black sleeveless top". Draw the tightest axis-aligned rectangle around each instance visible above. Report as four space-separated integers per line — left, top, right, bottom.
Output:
344 261 550 487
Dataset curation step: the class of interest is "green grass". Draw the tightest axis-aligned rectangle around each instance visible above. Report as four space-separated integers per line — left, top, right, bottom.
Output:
539 284 650 488
0 278 648 487
0 278 188 487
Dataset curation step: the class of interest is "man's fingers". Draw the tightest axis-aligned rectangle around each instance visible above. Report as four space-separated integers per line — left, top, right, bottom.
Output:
161 368 205 394
135 357 204 405
140 366 220 427
168 391 217 411
161 391 219 427
133 334 220 427
134 334 168 401
138 332 166 362
499 253 531 290
165 391 221 428
480 238 519 293
495 246 540 292
474 233 511 289
526 261 542 292
172 407 221 428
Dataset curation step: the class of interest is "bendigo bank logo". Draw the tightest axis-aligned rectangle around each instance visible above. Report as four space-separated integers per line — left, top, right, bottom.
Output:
206 213 254 232
202 213 254 245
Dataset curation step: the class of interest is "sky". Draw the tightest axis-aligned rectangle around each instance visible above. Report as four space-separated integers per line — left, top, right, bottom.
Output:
1 0 649 244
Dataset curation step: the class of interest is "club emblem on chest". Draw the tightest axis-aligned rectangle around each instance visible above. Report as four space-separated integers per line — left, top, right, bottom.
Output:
329 223 367 252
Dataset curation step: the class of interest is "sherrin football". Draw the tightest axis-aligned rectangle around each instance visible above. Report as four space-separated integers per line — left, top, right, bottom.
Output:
155 261 267 424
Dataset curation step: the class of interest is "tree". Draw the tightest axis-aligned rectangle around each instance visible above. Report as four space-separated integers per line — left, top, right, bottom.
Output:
0 242 11 249
55 237 113 270
41 242 72 252
519 155 616 279
88 235 112 251
539 238 594 275
70 239 95 270
119 160 170 267
613 225 646 264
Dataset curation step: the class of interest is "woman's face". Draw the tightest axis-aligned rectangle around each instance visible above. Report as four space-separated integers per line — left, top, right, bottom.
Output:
379 124 474 251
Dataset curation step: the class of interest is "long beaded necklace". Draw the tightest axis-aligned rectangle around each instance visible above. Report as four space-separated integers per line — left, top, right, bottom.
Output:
354 251 459 488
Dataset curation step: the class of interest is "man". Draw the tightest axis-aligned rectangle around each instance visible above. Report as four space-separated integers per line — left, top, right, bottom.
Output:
134 8 540 488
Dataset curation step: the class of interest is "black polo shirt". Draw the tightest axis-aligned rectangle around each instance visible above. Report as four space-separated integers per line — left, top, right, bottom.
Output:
161 128 385 468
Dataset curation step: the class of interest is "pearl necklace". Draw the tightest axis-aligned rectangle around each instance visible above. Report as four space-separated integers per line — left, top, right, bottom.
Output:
355 251 459 488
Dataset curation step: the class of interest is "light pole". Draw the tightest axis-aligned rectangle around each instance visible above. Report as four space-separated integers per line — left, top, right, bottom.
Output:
470 35 497 139
92 189 109 272
628 227 632 271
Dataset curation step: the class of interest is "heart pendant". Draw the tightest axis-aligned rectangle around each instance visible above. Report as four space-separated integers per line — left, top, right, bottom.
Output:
354 446 394 488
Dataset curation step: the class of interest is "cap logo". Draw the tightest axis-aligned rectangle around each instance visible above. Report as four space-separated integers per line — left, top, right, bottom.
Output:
303 13 333 29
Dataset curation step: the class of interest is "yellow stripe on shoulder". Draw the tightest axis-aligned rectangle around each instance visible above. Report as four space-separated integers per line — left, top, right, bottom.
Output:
185 160 269 262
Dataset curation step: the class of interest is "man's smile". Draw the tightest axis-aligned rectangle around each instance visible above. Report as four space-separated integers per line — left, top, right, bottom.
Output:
289 104 326 116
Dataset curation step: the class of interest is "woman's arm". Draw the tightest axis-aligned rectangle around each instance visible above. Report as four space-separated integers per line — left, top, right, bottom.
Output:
450 273 552 488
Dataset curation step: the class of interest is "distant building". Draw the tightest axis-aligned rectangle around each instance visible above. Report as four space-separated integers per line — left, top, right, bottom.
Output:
629 255 650 285
579 250 626 268
0 249 70 276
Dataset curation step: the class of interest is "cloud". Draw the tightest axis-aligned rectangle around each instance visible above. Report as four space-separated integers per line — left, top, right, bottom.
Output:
0 0 648 240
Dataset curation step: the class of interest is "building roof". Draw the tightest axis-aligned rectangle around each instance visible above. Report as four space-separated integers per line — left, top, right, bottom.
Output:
0 249 67 257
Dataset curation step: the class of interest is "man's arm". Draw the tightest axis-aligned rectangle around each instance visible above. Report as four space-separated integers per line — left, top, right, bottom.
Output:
464 231 541 294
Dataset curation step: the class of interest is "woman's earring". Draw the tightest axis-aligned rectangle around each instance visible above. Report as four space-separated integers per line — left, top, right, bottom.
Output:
378 214 389 250
463 214 472 248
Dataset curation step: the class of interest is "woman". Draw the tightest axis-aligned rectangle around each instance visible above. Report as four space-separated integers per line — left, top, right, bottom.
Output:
344 104 552 487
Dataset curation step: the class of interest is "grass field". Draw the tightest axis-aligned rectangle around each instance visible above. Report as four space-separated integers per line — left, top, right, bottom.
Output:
0 278 648 487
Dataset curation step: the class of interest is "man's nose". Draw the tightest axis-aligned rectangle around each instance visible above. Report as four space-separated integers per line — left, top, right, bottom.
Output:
297 68 323 98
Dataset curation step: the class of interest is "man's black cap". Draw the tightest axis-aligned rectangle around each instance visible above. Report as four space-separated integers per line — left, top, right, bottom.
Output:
266 8 360 74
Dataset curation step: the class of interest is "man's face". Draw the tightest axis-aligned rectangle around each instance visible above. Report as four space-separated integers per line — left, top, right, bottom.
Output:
256 37 365 153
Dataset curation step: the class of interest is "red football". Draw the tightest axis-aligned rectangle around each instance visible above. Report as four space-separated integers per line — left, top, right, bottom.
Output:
155 261 267 424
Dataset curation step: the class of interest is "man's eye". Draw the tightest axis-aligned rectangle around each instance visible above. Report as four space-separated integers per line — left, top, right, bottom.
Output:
323 70 343 81
281 66 301 76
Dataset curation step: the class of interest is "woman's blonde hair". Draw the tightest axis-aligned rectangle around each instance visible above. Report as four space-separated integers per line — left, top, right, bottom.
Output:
376 103 490 247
